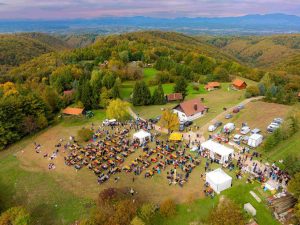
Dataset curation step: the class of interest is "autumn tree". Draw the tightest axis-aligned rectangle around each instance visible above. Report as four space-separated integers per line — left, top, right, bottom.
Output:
245 85 260 98
207 198 244 225
0 206 30 225
106 99 130 121
173 77 188 99
77 128 93 142
159 110 179 133
99 87 112 109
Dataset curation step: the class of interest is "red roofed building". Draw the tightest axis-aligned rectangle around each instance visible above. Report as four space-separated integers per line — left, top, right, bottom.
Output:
62 107 84 116
173 98 208 122
63 90 74 96
205 82 221 91
166 93 183 102
232 79 247 90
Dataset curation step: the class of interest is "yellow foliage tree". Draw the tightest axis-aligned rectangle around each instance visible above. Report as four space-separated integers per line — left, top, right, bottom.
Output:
0 82 18 97
106 99 130 121
159 110 179 133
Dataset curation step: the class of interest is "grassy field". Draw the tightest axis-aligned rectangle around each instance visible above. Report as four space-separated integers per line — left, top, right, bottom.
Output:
261 131 300 162
0 154 92 225
143 68 158 83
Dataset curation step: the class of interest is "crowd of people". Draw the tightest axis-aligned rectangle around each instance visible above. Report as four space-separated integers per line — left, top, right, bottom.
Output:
62 119 206 186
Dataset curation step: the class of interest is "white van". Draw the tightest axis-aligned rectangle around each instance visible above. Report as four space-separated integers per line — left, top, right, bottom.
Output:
223 123 235 133
240 126 251 135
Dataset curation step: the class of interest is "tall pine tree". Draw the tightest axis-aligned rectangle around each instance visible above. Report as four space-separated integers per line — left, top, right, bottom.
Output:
151 83 166 105
132 81 151 106
174 77 188 99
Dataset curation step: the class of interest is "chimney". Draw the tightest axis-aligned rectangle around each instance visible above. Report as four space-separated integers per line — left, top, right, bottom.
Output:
194 103 198 111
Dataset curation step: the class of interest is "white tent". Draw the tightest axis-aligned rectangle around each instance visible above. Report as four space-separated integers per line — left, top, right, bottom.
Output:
201 140 234 164
133 129 151 144
206 168 232 194
248 134 263 147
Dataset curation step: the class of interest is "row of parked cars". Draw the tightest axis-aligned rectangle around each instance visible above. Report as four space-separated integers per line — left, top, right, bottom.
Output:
149 116 193 131
267 118 283 133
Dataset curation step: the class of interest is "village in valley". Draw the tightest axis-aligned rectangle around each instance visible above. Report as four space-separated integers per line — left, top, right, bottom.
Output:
1 16 300 225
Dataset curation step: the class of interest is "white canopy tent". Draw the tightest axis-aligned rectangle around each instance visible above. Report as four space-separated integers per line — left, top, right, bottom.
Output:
133 130 151 144
206 168 232 194
201 140 234 164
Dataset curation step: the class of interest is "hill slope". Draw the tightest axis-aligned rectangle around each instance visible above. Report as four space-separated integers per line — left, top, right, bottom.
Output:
200 34 300 74
0 33 70 74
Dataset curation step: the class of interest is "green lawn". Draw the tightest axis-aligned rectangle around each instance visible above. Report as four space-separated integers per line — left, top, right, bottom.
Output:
143 68 158 83
61 110 106 127
223 183 280 225
260 131 300 162
0 155 93 225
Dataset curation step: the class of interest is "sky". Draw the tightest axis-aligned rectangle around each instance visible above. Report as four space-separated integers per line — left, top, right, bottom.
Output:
0 0 299 20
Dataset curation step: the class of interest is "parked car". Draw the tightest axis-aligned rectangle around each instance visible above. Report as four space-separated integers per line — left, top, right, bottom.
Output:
232 108 240 113
225 114 233 119
267 123 280 133
223 123 235 133
242 136 249 144
208 125 216 132
273 118 283 125
184 121 193 127
208 121 223 132
179 123 185 132
102 119 117 126
233 134 243 143
240 126 251 135
214 121 223 128
251 128 261 134
149 116 161 124
237 104 245 110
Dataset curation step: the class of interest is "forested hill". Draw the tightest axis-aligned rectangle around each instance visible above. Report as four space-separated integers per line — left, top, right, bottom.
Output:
0 33 70 73
199 34 300 75
6 31 255 83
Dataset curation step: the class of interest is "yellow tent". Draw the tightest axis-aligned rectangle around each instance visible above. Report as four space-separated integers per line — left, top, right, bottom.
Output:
169 132 183 141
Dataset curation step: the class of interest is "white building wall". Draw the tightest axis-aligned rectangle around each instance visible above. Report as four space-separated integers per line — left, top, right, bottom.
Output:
173 109 204 122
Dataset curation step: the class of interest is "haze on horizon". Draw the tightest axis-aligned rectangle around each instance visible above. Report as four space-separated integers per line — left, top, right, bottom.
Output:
0 0 300 20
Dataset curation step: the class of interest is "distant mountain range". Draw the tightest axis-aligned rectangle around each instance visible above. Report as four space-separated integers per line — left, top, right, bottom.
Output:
1 13 300 35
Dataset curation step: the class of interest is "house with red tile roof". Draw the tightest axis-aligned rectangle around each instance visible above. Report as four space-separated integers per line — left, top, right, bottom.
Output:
232 79 247 90
173 98 208 122
205 82 221 91
62 107 84 116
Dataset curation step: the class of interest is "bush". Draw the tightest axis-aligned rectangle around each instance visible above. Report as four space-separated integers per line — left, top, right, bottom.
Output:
130 216 145 225
77 128 93 142
160 199 176 217
0 206 30 225
245 85 260 98
139 202 156 222
192 84 199 91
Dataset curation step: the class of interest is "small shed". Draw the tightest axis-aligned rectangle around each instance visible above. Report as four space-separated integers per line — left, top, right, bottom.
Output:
169 132 183 141
201 140 234 164
206 168 232 194
133 130 151 144
62 107 84 116
244 203 257 216
232 79 247 90
248 134 263 147
166 93 183 102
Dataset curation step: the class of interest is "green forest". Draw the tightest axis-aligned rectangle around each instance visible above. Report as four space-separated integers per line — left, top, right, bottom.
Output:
1 31 300 150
